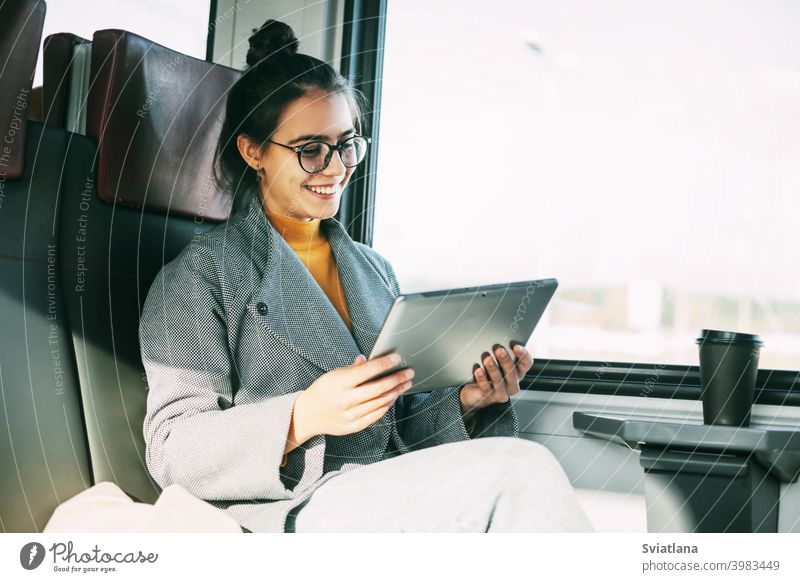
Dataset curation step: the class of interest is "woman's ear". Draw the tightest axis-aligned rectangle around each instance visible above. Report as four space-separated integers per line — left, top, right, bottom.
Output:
236 134 263 170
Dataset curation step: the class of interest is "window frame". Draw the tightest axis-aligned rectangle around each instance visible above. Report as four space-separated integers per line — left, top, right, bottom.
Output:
526 359 800 407
336 0 387 246
338 0 800 404
205 0 218 61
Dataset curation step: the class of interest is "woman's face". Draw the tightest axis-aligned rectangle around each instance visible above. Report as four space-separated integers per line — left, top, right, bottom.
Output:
243 90 358 221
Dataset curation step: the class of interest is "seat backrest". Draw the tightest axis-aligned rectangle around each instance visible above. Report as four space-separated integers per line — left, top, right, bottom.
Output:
86 29 235 220
0 0 94 532
0 0 45 179
57 29 240 504
42 32 92 132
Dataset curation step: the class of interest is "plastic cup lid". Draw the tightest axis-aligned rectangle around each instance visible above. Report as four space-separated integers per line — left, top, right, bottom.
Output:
696 329 763 347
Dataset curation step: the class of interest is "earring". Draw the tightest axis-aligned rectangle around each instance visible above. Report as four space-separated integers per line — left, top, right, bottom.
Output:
255 166 265 182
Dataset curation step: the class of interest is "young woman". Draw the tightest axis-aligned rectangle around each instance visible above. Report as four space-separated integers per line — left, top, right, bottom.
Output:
139 19 593 533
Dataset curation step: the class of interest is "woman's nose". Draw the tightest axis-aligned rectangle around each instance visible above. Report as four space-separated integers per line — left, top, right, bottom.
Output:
322 149 347 177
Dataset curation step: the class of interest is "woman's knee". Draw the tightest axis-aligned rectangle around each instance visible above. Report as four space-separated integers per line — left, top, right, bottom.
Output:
472 437 571 483
474 436 560 463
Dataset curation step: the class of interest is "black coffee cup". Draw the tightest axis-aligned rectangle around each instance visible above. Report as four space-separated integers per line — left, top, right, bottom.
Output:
696 329 763 427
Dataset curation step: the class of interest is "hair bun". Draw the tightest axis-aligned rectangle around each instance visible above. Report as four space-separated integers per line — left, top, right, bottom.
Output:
246 19 299 67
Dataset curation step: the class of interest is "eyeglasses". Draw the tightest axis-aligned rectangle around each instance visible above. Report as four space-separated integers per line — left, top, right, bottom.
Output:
267 135 371 174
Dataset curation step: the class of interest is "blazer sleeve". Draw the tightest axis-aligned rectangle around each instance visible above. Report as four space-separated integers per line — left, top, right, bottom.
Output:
377 255 519 452
139 244 324 502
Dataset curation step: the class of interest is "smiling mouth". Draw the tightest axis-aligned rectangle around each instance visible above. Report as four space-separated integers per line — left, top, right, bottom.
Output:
304 183 339 195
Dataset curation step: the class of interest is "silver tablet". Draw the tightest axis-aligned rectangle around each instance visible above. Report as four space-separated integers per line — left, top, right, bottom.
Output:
367 278 558 394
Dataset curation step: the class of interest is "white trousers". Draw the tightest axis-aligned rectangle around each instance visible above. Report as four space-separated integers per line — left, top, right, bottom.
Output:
286 437 594 533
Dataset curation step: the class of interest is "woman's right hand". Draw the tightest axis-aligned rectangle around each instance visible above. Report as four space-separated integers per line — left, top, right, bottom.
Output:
295 353 415 437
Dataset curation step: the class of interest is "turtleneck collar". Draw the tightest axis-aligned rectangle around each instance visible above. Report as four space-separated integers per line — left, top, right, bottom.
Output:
264 207 326 249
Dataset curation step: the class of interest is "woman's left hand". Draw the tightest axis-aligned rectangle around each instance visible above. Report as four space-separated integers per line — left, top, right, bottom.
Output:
459 344 534 419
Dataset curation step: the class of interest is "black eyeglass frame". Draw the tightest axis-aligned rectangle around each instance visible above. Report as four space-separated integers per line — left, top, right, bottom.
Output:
267 134 372 174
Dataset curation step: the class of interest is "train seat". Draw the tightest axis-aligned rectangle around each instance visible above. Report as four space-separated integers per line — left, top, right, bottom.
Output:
0 0 95 533
55 28 239 505
42 32 92 132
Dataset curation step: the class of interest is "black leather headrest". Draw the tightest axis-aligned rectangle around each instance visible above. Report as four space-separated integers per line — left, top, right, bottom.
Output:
43 32 91 128
0 0 46 180
87 29 239 221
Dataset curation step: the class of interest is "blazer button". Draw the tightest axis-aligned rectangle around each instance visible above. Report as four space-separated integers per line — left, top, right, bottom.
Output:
256 302 268 315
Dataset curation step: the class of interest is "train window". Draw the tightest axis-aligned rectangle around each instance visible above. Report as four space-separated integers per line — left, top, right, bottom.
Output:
374 0 800 371
32 0 211 85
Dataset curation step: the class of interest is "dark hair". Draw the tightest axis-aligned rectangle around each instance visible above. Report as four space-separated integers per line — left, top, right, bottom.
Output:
215 19 368 213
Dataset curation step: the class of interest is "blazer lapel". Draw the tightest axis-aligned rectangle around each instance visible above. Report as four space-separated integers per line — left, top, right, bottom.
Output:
323 217 397 358
244 197 395 373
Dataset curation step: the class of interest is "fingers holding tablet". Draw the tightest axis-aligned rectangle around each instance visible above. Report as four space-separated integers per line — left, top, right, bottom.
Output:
345 352 402 384
481 351 505 391
357 366 415 401
301 352 414 437
511 343 534 377
460 343 534 415
492 345 521 396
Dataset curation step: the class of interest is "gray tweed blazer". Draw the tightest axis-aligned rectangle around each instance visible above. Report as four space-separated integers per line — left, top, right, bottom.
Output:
139 194 518 532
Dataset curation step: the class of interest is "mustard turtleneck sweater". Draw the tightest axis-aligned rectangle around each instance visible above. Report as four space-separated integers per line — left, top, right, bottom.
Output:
265 209 353 332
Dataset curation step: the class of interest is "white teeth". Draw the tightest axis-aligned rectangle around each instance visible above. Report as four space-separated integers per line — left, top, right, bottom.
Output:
306 185 337 195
